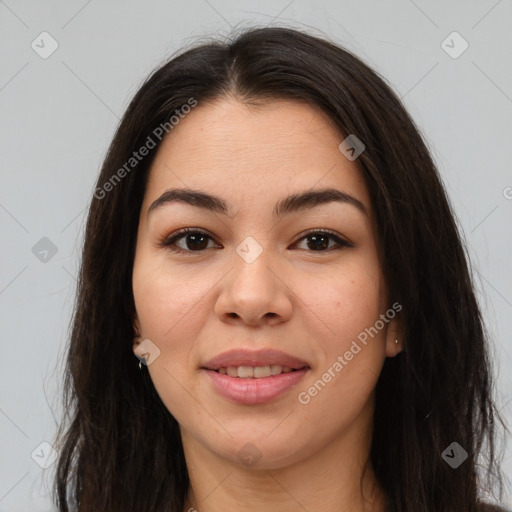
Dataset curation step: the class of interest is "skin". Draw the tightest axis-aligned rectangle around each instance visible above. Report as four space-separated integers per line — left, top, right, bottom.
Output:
132 96 403 512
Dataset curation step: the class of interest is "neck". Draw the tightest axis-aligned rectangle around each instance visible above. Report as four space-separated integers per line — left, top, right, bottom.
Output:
181 401 386 512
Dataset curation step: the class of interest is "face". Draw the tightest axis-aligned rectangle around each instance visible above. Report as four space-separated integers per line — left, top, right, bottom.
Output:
132 97 402 469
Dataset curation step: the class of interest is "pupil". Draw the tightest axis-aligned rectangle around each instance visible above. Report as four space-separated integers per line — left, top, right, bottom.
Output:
187 233 208 250
308 234 328 250
184 233 329 251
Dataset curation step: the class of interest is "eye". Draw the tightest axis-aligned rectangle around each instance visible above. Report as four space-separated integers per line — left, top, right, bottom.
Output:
158 228 352 255
293 229 353 252
159 228 219 254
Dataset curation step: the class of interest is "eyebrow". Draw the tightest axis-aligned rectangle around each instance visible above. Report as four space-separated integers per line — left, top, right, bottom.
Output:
147 187 367 219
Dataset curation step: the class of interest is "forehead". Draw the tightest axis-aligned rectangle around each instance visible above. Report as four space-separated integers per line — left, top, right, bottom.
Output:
142 97 371 216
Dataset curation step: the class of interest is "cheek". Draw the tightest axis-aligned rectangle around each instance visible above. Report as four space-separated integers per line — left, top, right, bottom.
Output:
132 252 209 344
300 258 386 344
132 256 208 421
294 259 387 404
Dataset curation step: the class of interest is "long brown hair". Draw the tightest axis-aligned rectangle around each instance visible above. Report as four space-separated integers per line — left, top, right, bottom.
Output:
52 26 508 511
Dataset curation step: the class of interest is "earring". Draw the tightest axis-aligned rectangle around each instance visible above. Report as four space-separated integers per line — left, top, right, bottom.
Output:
134 336 144 370
394 339 399 344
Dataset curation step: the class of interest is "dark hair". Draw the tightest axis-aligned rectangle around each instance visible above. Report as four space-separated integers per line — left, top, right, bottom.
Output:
52 25 508 511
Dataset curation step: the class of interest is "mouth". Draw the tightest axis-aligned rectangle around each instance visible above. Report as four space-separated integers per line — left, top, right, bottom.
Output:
212 364 306 378
202 348 310 404
203 347 309 370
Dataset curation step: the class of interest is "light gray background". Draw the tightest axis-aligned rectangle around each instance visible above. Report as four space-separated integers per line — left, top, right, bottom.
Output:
1 1 511 510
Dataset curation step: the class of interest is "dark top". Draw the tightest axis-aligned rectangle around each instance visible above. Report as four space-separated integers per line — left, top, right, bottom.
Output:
478 503 511 512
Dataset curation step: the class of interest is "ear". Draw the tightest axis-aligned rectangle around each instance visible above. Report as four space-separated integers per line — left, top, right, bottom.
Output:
385 314 404 358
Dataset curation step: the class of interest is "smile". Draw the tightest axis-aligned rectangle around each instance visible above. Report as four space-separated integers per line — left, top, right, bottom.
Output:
216 365 299 378
202 348 311 404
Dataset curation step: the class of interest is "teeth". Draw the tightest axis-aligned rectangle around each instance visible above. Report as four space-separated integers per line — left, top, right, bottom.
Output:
238 366 254 378
270 364 282 375
254 366 271 378
218 365 296 378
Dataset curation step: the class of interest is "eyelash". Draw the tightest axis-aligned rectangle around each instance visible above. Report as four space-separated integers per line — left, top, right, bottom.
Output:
158 227 353 255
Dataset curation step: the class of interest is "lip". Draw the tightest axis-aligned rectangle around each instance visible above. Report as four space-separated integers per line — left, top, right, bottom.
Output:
202 348 310 405
202 348 309 371
204 367 309 404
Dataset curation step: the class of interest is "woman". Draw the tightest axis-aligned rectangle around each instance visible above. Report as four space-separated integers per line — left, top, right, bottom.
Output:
52 26 509 511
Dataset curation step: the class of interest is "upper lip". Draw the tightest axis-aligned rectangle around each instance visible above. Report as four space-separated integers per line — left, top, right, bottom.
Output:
202 348 310 370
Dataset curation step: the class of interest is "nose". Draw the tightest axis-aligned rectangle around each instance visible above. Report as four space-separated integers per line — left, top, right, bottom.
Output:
214 245 293 327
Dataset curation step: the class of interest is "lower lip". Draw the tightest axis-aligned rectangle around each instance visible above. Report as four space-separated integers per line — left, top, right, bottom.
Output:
204 368 309 405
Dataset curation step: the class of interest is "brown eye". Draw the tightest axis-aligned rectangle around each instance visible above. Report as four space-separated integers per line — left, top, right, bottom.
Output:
161 229 219 254
159 228 351 256
305 233 330 251
179 232 210 251
294 230 352 252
